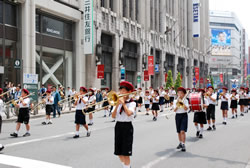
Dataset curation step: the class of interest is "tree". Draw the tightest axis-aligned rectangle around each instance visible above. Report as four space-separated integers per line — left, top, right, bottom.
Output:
209 75 214 88
165 70 174 89
174 72 182 91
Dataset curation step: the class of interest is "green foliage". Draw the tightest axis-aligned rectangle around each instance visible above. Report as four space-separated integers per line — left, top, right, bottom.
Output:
209 75 214 88
165 70 174 89
174 72 182 91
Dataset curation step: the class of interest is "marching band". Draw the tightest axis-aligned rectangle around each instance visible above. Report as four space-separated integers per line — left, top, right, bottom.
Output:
0 81 249 168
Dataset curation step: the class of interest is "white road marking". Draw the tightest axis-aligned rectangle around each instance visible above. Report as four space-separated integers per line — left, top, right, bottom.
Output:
0 155 72 168
246 159 250 168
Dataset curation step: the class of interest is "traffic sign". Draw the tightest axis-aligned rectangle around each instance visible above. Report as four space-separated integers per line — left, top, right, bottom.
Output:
193 77 196 81
14 59 21 69
232 84 236 88
155 64 159 73
193 82 196 86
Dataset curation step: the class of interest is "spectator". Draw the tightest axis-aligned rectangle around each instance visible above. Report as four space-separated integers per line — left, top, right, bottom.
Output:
96 89 103 109
40 85 47 98
52 86 61 118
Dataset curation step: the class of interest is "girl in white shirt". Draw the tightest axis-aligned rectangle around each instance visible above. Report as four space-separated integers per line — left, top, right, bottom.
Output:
220 87 230 125
230 89 238 118
151 90 160 121
86 88 96 126
42 90 54 125
144 91 151 115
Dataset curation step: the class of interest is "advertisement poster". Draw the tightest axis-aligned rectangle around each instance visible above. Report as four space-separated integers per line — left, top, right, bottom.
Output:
211 29 231 56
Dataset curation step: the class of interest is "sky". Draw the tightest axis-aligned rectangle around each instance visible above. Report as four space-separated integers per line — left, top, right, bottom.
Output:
210 0 250 39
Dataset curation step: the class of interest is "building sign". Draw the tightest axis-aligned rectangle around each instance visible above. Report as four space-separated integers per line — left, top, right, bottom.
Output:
84 0 93 55
195 67 199 81
121 67 125 80
23 73 38 84
200 78 204 84
42 16 64 38
220 73 223 83
14 59 21 69
97 64 104 79
0 66 4 74
211 29 231 56
155 64 159 73
144 70 149 81
165 73 168 82
148 56 154 75
192 0 200 37
244 59 247 78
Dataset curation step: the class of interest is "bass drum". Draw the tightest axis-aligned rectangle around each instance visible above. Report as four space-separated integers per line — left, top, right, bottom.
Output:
189 93 203 112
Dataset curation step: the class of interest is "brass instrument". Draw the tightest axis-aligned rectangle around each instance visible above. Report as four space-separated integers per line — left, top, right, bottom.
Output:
32 99 46 111
58 92 91 105
164 94 170 100
5 92 35 106
176 90 190 108
0 89 12 97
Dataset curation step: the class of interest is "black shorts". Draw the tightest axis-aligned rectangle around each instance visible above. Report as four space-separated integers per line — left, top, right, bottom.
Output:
175 113 188 133
102 101 109 107
221 102 229 110
17 108 30 124
230 100 238 109
239 99 245 105
114 122 133 156
45 105 54 115
138 97 143 104
159 97 165 105
145 104 150 109
85 106 96 113
151 103 159 110
244 99 249 106
193 112 207 124
170 97 174 103
206 104 215 120
75 110 86 125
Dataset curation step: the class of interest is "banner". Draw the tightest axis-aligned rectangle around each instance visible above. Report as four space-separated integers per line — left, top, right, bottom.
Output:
148 56 154 75
200 78 204 84
192 0 200 37
97 64 104 79
211 29 231 56
144 70 149 81
83 0 93 54
195 67 199 81
165 73 168 82
220 73 223 83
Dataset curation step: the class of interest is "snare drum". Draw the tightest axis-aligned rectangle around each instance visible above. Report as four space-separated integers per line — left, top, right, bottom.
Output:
189 93 203 111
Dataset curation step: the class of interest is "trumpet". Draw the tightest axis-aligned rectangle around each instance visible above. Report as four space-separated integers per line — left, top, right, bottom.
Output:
5 92 35 106
176 90 190 108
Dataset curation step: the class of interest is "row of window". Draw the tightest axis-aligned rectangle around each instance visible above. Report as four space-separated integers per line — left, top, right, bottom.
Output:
210 22 240 32
0 0 17 26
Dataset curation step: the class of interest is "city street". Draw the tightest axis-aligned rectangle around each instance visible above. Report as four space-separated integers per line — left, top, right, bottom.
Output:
0 104 250 168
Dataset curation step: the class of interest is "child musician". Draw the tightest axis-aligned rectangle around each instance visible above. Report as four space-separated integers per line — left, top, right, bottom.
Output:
42 89 54 125
144 91 151 115
220 87 230 125
230 89 238 119
151 90 160 121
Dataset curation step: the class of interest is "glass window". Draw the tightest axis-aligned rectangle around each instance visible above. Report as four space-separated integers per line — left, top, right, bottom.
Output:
0 38 3 66
100 0 105 7
0 1 3 24
42 16 64 38
64 23 72 40
5 2 16 26
36 14 40 32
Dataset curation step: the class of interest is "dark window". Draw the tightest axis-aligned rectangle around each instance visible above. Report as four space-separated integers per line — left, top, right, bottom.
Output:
0 1 3 24
36 14 40 32
100 0 105 7
64 23 72 40
136 0 139 21
210 22 239 32
5 2 16 26
42 16 64 38
109 0 113 11
123 0 126 17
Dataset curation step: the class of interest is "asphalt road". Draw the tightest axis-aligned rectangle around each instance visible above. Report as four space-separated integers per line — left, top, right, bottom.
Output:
0 103 250 168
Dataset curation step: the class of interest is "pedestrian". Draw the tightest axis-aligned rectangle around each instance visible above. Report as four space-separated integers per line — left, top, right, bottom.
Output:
206 86 217 131
96 89 103 110
151 90 160 121
174 87 189 152
169 87 176 108
86 88 96 126
112 81 136 168
52 86 61 118
40 85 47 98
73 87 90 138
137 88 143 112
244 88 249 113
0 88 4 151
159 87 166 112
230 89 238 118
42 89 54 125
220 87 229 125
10 89 31 137
144 90 151 115
193 89 208 139
102 88 110 117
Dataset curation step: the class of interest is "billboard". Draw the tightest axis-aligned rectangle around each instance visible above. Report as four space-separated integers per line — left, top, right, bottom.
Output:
211 29 231 56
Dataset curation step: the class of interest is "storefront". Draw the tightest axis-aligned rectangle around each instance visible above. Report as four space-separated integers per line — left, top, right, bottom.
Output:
35 11 74 88
0 0 20 87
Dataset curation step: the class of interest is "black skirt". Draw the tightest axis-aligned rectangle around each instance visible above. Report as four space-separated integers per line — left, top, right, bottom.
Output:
159 97 165 105
75 110 86 125
239 99 245 105
221 102 229 110
244 99 249 106
170 97 174 103
193 112 207 124
151 103 160 110
230 100 238 108
138 97 143 104
102 101 109 107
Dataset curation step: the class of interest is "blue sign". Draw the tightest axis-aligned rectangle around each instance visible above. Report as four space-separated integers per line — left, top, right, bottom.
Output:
232 84 236 88
193 77 196 81
193 82 196 86
121 68 125 80
155 64 159 73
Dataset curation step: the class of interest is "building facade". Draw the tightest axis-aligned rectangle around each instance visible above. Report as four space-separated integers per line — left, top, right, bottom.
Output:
209 11 245 89
0 0 210 90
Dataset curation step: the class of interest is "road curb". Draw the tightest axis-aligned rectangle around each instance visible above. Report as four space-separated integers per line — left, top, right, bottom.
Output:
2 110 76 123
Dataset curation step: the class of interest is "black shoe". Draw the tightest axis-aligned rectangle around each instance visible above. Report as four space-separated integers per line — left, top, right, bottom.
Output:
153 117 157 121
111 120 115 122
196 131 200 137
48 121 52 125
104 115 106 117
0 145 4 151
42 121 47 125
181 144 186 152
223 122 227 125
231 116 235 119
199 134 203 139
10 132 18 137
88 123 93 126
176 143 182 149
207 127 212 131
23 132 30 137
86 131 91 137
160 110 163 112
240 113 244 116
146 113 149 115
134 115 137 118
212 125 216 130
138 110 141 112
236 114 238 118
73 135 79 138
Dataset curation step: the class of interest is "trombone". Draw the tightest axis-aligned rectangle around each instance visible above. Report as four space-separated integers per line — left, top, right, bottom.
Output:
176 90 190 109
0 89 12 97
5 92 35 106
82 90 141 114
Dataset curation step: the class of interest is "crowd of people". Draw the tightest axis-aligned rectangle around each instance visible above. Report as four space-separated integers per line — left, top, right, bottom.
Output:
0 80 249 168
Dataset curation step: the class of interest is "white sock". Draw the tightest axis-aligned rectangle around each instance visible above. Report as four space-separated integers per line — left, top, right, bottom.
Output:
123 165 130 168
15 131 18 134
195 125 199 131
200 127 204 134
90 119 93 123
26 130 30 133
76 131 79 135
209 123 211 127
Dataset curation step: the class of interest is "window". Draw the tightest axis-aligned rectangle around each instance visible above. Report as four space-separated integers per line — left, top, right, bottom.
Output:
5 2 16 26
42 16 64 38
100 0 105 7
36 14 40 32
109 0 113 11
0 1 3 24
123 0 126 17
210 22 239 32
64 23 72 40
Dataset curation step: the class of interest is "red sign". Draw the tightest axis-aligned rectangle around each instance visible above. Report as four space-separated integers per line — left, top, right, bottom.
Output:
165 73 168 81
220 73 223 83
200 78 204 84
148 56 154 75
195 67 199 81
97 64 105 79
144 70 149 81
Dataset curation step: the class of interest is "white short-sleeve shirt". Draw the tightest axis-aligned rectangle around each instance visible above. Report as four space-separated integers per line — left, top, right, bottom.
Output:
115 100 136 122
